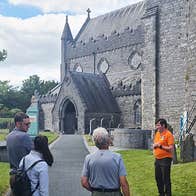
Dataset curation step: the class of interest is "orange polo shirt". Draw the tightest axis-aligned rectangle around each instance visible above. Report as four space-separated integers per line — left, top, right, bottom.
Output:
153 129 174 159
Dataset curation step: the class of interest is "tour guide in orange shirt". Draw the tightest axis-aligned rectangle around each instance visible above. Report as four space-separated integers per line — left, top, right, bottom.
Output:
153 118 174 196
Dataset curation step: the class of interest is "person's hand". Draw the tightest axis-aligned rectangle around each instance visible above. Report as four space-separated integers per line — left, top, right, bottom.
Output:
153 143 161 149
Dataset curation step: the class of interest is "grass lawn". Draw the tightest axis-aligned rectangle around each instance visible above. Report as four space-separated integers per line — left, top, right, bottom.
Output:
39 131 59 144
119 150 196 196
0 129 59 144
84 134 95 146
0 162 10 196
0 133 7 141
0 129 9 141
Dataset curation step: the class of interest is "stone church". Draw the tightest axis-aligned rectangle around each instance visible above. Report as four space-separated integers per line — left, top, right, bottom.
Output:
35 0 195 137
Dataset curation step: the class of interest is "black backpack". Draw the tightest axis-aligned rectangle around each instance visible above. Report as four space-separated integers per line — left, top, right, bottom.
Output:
11 158 44 196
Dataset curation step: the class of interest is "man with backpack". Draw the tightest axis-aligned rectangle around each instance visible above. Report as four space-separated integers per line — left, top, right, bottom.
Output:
6 112 33 195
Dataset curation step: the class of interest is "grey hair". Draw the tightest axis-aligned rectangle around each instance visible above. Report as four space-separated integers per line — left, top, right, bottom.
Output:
92 127 110 148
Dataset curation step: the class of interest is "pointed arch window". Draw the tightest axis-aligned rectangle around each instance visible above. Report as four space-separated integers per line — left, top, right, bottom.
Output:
134 99 141 125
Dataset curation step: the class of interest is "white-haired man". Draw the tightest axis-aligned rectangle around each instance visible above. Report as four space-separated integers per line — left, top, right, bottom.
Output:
81 127 130 196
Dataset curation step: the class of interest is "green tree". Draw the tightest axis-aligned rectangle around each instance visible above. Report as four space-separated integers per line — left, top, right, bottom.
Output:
0 76 58 114
0 81 22 117
40 80 58 95
0 49 7 61
20 75 58 110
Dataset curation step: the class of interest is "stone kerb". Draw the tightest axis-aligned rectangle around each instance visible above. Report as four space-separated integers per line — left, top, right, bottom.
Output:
111 128 151 149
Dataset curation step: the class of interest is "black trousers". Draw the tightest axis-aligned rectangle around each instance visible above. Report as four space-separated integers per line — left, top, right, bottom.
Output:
155 158 172 196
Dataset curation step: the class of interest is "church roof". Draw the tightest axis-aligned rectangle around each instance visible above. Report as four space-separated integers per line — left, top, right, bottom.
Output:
70 72 120 113
76 1 145 43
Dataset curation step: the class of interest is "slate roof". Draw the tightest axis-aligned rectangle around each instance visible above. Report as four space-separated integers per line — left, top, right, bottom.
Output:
47 83 61 96
70 72 120 113
76 1 145 43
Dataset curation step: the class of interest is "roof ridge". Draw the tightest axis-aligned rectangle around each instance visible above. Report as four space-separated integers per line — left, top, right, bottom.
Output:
91 1 144 21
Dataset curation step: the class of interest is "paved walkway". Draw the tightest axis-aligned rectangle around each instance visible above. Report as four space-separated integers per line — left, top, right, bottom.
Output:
49 135 90 196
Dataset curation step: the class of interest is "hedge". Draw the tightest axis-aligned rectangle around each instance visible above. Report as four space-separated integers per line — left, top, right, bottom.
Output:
0 118 13 129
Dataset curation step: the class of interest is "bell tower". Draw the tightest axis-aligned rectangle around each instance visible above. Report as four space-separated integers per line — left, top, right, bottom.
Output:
61 15 73 82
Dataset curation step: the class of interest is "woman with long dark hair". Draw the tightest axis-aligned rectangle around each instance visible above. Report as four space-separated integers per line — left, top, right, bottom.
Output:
19 135 54 196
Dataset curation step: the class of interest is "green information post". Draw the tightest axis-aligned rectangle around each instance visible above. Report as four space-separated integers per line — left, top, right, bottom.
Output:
26 96 39 137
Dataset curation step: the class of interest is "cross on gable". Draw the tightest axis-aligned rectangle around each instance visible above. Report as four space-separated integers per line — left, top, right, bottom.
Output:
87 8 91 18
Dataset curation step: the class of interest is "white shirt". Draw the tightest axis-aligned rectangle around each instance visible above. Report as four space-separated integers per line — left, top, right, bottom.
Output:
19 150 49 196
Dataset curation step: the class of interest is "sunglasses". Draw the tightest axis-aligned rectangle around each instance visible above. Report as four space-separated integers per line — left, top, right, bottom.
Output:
23 122 31 126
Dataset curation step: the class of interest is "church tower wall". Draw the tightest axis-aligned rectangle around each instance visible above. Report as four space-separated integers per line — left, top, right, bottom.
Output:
142 0 190 134
185 0 196 144
157 0 188 133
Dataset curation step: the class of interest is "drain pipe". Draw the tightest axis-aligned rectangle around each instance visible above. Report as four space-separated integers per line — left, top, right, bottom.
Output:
100 118 104 127
89 118 96 135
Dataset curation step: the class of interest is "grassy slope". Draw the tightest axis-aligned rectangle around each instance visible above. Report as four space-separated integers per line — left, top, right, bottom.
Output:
119 150 196 196
39 131 59 144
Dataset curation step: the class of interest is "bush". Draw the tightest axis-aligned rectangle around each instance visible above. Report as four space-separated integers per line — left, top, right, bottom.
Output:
0 118 13 129
0 107 22 118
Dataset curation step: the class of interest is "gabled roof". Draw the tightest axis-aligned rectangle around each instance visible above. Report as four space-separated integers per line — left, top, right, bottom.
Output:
70 72 120 113
76 1 145 43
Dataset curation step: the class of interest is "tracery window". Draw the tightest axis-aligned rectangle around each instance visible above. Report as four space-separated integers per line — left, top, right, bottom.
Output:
128 52 142 70
97 58 110 74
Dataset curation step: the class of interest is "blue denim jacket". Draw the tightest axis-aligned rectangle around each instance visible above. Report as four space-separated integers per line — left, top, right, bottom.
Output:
19 151 49 196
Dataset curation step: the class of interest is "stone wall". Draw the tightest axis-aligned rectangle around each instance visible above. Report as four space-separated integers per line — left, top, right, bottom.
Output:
157 0 188 134
69 44 143 86
111 128 152 149
66 26 144 59
40 102 54 131
116 95 141 128
186 0 196 157
0 142 8 162
141 5 157 130
141 0 193 135
68 34 144 129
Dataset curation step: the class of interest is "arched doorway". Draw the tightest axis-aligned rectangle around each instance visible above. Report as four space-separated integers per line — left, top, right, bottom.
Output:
61 100 77 134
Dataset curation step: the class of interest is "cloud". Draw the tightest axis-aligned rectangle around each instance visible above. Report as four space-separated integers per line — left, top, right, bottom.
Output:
0 13 86 86
0 63 60 87
9 0 143 15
